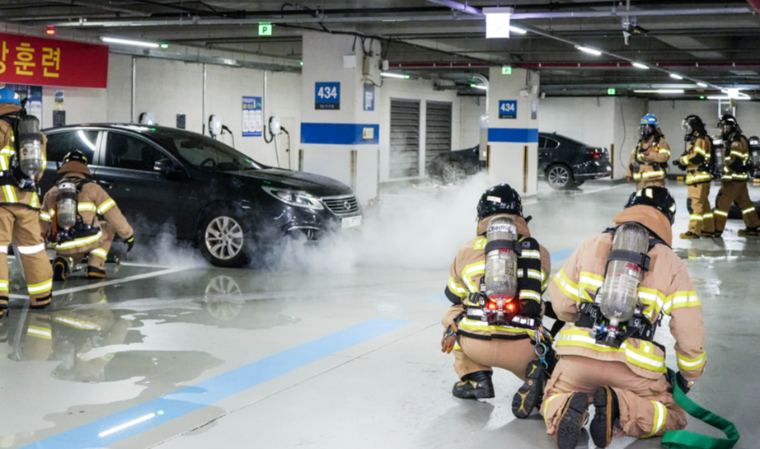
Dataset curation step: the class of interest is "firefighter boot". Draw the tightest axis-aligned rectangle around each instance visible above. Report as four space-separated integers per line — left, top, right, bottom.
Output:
738 226 760 236
53 256 71 282
679 231 701 239
556 392 589 449
512 360 546 419
87 266 107 279
452 370 495 400
590 386 621 448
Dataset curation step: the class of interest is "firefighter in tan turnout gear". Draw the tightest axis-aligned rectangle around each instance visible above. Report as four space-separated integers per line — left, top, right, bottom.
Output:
627 114 671 189
712 114 760 236
441 184 555 419
673 115 715 238
40 150 134 280
0 87 53 319
543 186 706 449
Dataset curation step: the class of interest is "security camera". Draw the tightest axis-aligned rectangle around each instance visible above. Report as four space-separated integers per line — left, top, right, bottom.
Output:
622 22 648 45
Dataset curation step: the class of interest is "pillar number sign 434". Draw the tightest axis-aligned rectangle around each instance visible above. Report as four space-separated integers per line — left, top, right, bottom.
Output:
315 82 340 110
499 100 517 119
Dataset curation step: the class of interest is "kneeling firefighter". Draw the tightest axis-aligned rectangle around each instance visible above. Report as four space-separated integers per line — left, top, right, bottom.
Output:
626 114 671 189
713 114 760 236
40 151 134 280
441 184 556 419
673 115 715 238
0 87 53 318
543 187 707 449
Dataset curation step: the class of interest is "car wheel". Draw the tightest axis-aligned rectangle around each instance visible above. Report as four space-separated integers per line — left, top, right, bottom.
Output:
546 164 573 190
198 211 249 268
442 162 464 184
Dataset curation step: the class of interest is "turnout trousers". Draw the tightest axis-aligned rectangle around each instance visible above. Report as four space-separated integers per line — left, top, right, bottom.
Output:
714 181 760 231
635 178 666 191
687 182 715 234
57 223 116 270
541 356 687 439
0 205 54 312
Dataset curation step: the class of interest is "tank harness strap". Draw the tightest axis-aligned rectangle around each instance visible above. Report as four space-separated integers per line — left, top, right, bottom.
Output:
607 249 651 272
484 238 521 255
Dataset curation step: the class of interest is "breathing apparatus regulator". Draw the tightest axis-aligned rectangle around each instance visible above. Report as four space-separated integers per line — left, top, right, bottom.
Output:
578 222 660 348
0 109 44 190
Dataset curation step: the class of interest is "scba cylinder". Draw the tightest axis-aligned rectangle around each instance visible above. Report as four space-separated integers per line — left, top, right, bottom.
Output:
711 136 725 176
484 216 518 302
56 182 78 230
18 116 43 178
749 136 760 170
599 223 649 328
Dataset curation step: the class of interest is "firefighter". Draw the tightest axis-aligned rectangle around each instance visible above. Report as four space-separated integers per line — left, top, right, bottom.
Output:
40 150 134 280
673 115 715 238
543 186 705 449
0 87 53 318
713 114 760 236
441 183 554 419
626 114 671 189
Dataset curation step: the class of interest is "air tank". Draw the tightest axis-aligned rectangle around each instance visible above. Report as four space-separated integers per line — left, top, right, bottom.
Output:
749 136 760 170
710 135 725 176
599 223 649 329
56 182 78 230
17 115 43 178
484 216 518 303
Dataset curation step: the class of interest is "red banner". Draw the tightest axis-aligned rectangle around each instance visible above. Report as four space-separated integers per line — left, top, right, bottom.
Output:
0 32 109 89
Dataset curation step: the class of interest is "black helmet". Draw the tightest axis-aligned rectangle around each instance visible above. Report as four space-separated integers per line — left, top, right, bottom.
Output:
62 150 88 166
718 113 741 138
624 186 676 224
682 115 706 141
477 184 523 220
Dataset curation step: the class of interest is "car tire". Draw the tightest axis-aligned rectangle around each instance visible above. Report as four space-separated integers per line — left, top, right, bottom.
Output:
441 162 465 184
198 209 250 268
546 164 574 190
573 180 585 187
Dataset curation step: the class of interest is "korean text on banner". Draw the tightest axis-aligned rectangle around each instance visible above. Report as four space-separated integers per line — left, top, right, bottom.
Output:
242 96 262 137
0 32 109 88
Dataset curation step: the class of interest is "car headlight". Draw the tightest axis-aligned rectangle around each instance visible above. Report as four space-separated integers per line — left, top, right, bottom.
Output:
262 186 324 210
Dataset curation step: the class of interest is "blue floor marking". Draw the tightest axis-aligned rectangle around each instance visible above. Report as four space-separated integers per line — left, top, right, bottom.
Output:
423 248 576 303
23 318 410 449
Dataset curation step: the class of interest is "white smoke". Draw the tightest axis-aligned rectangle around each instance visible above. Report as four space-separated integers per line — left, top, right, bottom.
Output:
126 220 208 269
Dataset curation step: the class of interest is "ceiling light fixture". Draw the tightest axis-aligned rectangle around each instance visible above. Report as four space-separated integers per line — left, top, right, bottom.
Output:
483 7 514 38
670 74 683 80
381 72 410 79
633 89 685 94
575 45 602 56
631 62 649 69
101 36 159 48
509 26 527 35
707 95 750 101
697 82 708 88
470 84 487 90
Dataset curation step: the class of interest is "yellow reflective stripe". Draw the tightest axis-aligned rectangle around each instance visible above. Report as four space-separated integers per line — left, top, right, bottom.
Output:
519 290 542 302
90 248 108 260
689 214 703 221
522 249 541 259
526 268 543 281
742 207 757 215
459 317 536 335
702 212 714 220
677 352 707 371
714 209 728 217
730 151 744 158
645 401 667 438
632 172 642 180
0 155 8 170
3 184 16 203
541 269 549 291
473 237 486 250
556 327 666 371
53 231 103 250
642 170 665 178
448 276 468 298
543 394 562 425
452 343 461 352
638 287 665 318
663 291 700 314
553 269 579 301
27 279 53 294
30 192 39 208
39 212 51 222
77 202 97 212
0 147 14 156
27 325 52 340
693 147 706 156
461 261 485 293
52 315 102 331
659 149 671 155
0 280 8 292
97 198 116 215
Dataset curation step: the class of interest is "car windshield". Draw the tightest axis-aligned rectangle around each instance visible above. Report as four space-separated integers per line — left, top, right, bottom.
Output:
148 129 262 171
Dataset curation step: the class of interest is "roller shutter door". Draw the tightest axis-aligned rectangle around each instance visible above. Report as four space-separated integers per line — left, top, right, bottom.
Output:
425 101 452 172
390 99 420 179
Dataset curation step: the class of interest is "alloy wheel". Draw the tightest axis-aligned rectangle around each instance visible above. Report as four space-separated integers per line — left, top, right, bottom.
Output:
205 216 244 260
548 165 571 188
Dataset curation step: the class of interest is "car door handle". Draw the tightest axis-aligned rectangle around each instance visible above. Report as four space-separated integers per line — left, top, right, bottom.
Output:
96 179 117 189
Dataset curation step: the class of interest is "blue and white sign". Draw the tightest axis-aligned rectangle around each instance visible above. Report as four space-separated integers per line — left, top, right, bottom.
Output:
242 96 262 137
363 83 375 111
498 100 517 119
315 82 340 110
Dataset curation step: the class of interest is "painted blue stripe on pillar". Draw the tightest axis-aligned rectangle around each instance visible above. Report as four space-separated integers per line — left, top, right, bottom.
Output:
488 128 539 143
301 123 380 145
23 318 409 449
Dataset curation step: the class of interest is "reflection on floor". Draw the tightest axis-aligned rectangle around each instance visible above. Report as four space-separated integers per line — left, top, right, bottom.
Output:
1 180 758 449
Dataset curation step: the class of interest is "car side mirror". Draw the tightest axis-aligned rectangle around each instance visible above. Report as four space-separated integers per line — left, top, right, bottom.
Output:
154 159 183 177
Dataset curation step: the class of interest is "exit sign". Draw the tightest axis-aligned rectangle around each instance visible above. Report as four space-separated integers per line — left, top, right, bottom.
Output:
502 65 512 75
607 88 616 95
259 22 273 36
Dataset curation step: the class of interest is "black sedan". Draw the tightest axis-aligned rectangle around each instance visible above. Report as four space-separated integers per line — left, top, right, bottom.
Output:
40 124 362 267
538 132 612 189
426 145 486 184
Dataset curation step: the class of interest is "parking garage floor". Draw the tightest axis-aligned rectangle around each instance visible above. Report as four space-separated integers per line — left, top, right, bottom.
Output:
1 180 758 449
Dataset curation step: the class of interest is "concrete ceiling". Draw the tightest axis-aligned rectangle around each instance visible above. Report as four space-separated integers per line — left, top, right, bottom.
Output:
2 0 760 97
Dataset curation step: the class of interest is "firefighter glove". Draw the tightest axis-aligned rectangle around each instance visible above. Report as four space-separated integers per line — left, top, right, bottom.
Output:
125 235 135 252
441 315 463 354
667 370 691 395
672 159 687 170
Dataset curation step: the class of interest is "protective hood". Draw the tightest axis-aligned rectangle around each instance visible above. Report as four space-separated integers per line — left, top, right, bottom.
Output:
477 213 531 237
58 161 92 176
612 204 672 246
0 103 22 118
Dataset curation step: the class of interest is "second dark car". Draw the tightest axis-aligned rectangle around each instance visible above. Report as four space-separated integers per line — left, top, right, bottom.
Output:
538 132 612 189
40 124 362 268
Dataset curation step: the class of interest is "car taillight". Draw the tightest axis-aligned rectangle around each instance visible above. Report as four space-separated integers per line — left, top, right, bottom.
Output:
590 149 602 159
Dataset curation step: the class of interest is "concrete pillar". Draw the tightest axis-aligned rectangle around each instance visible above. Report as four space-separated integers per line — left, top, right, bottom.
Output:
486 67 540 197
300 31 381 205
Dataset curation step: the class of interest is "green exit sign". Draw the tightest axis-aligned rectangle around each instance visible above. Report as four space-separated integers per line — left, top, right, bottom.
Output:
258 22 273 36
607 88 616 95
502 65 512 75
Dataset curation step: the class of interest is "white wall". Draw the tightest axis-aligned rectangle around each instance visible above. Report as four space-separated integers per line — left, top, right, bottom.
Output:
540 97 615 151
613 97 648 180
459 96 484 149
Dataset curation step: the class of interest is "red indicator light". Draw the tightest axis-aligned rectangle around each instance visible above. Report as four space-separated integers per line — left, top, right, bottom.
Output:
46 27 56 35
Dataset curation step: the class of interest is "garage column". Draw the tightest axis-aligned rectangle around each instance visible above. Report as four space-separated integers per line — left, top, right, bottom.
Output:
300 31 381 206
486 67 540 197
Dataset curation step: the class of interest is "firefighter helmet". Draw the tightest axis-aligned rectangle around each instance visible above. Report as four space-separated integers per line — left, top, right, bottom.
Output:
682 115 706 141
624 186 676 224
477 184 523 220
640 114 659 140
718 113 741 138
0 87 21 106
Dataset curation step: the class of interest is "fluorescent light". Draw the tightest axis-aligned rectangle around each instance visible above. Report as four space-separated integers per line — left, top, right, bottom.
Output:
381 72 409 79
707 95 750 101
98 413 155 437
670 73 683 80
576 46 602 56
483 7 513 38
726 88 740 99
632 62 649 69
509 26 527 35
697 82 708 88
633 89 685 94
101 37 159 48
470 84 487 90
